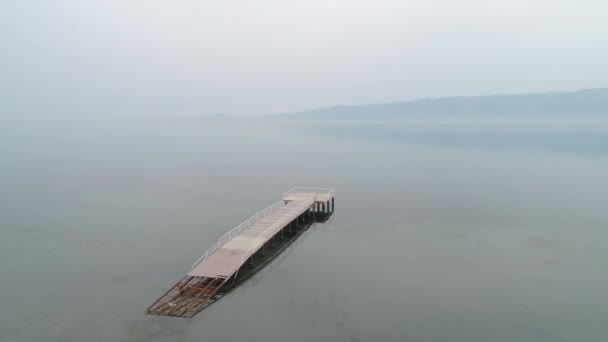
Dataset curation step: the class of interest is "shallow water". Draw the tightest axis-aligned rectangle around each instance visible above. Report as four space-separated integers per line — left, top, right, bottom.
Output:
1 118 607 341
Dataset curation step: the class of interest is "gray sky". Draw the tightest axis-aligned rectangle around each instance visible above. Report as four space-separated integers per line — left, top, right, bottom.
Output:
2 0 607 119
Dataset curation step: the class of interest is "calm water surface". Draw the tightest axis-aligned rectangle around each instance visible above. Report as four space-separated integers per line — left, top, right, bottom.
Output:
1 119 607 341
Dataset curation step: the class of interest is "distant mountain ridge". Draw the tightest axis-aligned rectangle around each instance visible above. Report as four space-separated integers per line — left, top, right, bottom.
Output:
286 88 608 120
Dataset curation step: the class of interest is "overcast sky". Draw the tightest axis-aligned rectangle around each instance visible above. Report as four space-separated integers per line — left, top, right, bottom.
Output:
2 0 607 119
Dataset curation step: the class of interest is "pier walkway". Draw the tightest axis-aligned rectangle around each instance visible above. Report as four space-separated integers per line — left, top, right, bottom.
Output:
146 187 335 318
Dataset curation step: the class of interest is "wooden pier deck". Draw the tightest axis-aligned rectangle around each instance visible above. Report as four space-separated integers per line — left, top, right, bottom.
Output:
146 187 335 318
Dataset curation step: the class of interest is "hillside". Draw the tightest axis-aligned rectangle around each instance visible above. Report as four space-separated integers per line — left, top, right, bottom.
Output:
286 88 608 120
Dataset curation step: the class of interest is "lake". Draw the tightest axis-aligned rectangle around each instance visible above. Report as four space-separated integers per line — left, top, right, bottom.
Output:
1 117 607 341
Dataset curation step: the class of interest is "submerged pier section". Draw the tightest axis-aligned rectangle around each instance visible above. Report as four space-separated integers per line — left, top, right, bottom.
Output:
146 187 335 318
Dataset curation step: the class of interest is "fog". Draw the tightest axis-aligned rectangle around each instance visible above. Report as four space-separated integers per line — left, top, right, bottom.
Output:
2 2 608 341
2 0 608 119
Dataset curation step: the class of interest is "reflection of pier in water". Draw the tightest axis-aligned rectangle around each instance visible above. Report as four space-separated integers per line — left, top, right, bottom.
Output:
146 188 335 318
236 210 335 292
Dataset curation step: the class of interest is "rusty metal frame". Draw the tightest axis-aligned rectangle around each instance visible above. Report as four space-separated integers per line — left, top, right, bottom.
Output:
146 276 229 318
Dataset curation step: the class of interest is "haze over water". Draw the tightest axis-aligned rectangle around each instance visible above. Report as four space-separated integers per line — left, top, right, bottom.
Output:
1 117 607 341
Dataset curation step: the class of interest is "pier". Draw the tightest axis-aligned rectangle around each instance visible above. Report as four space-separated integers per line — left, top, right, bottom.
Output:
146 187 335 318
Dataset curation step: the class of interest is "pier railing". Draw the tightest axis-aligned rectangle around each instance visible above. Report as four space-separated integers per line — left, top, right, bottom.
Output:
191 187 334 270
191 199 286 268
233 197 315 278
282 187 335 197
